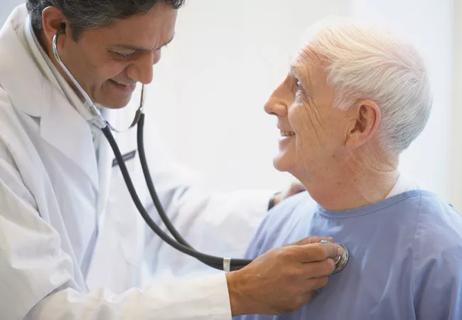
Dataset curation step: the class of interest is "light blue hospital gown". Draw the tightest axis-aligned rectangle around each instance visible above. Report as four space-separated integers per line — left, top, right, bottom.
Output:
235 190 462 320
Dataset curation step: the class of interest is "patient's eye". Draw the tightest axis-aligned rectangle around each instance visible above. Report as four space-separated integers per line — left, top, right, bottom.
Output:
294 78 306 100
295 79 302 89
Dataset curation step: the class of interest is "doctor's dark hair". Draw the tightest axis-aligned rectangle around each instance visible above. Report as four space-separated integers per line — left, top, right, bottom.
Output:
26 0 185 40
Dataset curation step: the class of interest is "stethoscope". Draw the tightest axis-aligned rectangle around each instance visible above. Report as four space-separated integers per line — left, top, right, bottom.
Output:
51 31 349 273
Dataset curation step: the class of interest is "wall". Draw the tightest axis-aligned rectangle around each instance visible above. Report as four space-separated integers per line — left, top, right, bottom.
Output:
350 0 456 204
451 0 462 209
0 0 21 24
148 0 458 207
1 0 459 208
147 0 351 191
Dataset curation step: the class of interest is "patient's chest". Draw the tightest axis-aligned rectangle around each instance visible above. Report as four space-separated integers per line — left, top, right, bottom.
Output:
250 195 418 320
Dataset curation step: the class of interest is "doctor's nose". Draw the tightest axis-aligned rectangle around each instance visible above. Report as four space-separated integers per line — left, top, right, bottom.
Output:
127 51 160 85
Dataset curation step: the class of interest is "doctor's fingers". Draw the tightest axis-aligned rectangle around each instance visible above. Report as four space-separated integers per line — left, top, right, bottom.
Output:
299 258 336 278
304 275 330 292
291 242 343 262
294 236 335 245
272 281 328 314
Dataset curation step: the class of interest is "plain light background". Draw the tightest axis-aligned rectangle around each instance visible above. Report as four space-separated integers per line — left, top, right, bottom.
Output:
1 0 461 209
146 0 462 210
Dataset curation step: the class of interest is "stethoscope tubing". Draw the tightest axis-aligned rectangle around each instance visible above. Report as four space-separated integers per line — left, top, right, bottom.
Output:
102 118 251 271
51 30 349 274
53 29 249 271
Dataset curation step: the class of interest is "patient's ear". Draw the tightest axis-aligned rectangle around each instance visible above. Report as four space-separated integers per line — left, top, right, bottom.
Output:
345 99 381 148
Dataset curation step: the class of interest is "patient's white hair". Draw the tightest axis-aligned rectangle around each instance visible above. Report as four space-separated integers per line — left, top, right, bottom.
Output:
300 21 432 155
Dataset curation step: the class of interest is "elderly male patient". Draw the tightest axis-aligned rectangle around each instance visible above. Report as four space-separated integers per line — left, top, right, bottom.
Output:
236 23 462 320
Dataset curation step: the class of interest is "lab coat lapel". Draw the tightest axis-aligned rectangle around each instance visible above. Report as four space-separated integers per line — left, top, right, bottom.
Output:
0 6 99 191
39 93 99 191
95 111 116 220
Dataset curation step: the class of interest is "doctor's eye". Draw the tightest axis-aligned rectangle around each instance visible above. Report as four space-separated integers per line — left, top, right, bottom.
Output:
110 49 136 59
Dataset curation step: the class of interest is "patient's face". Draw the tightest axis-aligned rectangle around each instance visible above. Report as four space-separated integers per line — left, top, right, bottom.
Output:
264 50 351 184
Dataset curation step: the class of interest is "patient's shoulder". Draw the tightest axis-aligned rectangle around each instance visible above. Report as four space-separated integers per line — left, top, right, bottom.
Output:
411 191 462 275
414 191 462 245
409 192 462 315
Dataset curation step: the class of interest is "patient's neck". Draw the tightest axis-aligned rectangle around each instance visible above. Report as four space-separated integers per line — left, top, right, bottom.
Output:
305 146 399 212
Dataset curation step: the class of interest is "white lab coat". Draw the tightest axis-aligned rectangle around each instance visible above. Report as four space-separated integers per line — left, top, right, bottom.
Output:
0 6 272 320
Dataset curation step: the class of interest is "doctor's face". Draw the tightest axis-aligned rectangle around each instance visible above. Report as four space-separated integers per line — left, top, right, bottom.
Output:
264 50 351 185
48 2 177 108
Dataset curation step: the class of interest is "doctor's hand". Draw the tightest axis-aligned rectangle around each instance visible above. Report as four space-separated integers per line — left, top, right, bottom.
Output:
226 236 342 316
268 182 305 210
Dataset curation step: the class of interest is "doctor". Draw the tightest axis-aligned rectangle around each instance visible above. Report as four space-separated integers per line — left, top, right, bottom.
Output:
0 1 342 319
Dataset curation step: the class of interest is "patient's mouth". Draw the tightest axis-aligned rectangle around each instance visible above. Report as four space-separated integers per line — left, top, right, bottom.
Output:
280 130 295 137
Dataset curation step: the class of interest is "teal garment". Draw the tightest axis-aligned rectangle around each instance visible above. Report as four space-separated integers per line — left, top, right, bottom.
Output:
236 190 462 320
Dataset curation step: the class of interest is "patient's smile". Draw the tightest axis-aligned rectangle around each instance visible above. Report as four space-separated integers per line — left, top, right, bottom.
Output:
280 130 295 137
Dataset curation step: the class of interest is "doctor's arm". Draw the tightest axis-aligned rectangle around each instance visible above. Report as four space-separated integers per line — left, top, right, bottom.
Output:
0 141 232 319
0 166 337 319
0 147 339 318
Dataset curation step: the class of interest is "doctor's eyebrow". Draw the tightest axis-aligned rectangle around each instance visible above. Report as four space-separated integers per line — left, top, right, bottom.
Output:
111 35 175 52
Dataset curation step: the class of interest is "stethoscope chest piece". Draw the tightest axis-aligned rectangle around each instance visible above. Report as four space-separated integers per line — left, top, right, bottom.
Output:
320 240 350 274
333 244 349 274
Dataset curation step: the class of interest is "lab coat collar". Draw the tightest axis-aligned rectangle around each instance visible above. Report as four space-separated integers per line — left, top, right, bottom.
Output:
0 6 47 117
0 5 99 190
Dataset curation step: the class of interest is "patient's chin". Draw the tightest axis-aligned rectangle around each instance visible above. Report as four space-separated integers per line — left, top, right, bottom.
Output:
273 156 291 173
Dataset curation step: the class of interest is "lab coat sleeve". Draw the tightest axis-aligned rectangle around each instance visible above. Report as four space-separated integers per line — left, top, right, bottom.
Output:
413 244 462 319
0 148 232 320
27 275 231 320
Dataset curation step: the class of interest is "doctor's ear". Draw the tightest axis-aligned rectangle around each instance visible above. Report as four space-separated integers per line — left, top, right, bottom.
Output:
344 99 381 148
40 6 70 45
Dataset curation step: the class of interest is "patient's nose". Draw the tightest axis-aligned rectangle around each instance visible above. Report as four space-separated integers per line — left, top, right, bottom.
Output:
264 78 292 117
264 98 287 117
